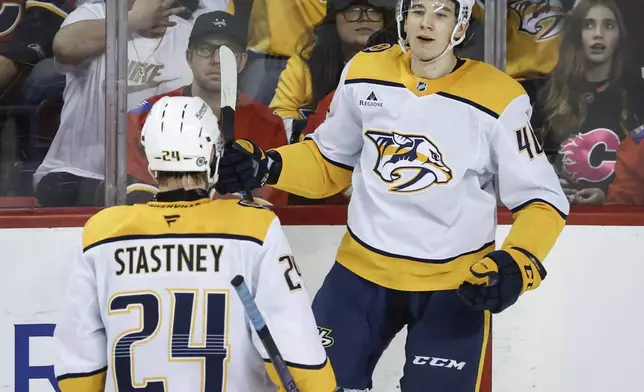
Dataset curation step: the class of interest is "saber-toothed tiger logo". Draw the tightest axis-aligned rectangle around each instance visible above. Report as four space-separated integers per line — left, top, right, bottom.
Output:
365 130 452 193
509 0 566 41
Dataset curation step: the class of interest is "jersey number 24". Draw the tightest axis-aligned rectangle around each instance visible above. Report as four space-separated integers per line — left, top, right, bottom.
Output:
108 289 229 392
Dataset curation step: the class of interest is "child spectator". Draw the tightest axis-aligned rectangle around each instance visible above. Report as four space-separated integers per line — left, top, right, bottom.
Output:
536 0 644 205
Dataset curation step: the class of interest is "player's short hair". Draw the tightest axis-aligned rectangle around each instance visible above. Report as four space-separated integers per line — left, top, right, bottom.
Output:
156 171 208 189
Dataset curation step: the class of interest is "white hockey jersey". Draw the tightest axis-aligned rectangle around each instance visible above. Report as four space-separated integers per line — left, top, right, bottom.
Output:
270 44 569 292
53 196 336 392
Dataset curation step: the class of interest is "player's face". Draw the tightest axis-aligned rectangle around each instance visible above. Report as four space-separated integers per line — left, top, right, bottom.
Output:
404 0 464 61
187 37 247 93
335 5 385 48
581 4 620 65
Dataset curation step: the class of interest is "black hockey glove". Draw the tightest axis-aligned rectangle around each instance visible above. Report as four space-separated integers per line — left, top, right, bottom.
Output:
457 248 547 314
214 139 282 195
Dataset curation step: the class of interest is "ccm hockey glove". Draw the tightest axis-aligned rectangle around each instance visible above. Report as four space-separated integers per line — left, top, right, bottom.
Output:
457 247 547 314
214 139 282 195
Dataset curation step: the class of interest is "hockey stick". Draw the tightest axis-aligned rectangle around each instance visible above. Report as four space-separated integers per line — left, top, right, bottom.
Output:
219 45 254 202
231 275 299 392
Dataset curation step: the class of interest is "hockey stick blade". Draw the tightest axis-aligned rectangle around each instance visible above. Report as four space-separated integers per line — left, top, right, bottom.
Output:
219 45 253 202
231 275 299 392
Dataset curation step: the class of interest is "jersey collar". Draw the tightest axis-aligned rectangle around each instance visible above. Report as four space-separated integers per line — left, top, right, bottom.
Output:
400 55 470 97
153 188 209 203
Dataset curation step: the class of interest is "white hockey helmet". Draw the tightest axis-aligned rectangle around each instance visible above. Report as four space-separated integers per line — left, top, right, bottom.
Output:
396 0 474 62
140 96 224 186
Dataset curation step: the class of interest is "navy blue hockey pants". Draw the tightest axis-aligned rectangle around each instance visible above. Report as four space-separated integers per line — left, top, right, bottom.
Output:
312 262 490 391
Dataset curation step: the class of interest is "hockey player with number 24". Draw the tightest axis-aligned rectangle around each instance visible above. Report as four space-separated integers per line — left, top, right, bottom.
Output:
52 96 337 392
217 0 570 391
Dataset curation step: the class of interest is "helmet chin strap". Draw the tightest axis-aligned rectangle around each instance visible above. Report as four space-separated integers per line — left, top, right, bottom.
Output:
210 155 221 188
208 143 224 192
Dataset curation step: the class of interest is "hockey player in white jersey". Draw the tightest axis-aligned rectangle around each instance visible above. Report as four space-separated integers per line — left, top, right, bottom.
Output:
216 0 570 391
53 96 337 392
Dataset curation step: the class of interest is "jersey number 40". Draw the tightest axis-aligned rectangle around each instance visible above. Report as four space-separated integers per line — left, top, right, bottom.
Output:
516 123 544 160
108 289 230 392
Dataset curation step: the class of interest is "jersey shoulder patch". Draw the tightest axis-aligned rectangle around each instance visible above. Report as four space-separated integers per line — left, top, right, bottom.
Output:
238 198 271 210
362 43 394 53
346 45 402 86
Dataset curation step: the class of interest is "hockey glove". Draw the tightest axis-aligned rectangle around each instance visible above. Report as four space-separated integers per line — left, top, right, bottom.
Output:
457 247 547 314
214 139 281 195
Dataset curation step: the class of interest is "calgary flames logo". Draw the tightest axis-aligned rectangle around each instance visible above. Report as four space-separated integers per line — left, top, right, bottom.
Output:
560 128 620 183
509 0 566 41
365 130 452 193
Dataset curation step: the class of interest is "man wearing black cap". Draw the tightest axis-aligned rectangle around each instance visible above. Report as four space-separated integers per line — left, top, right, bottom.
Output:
125 10 289 206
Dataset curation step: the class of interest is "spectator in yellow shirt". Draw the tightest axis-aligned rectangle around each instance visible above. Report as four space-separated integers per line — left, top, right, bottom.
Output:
472 0 579 102
231 0 327 105
269 0 395 142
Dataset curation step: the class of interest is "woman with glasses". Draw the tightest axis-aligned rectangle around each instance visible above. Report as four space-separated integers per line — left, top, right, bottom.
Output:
269 0 395 144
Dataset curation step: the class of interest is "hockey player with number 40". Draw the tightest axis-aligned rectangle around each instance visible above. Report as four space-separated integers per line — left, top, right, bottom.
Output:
215 0 570 391
53 96 337 392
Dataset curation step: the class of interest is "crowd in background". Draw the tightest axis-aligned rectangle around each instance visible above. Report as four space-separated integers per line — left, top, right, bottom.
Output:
0 0 642 208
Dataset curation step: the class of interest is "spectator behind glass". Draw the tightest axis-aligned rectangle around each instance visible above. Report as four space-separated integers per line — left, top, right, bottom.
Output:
0 0 76 195
0 0 73 96
472 0 578 102
123 11 288 206
270 0 394 144
536 0 644 205
606 125 644 205
33 0 196 207
230 0 328 106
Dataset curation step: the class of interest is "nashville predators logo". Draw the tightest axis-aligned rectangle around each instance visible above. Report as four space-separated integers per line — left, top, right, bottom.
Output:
365 130 452 193
509 0 566 41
